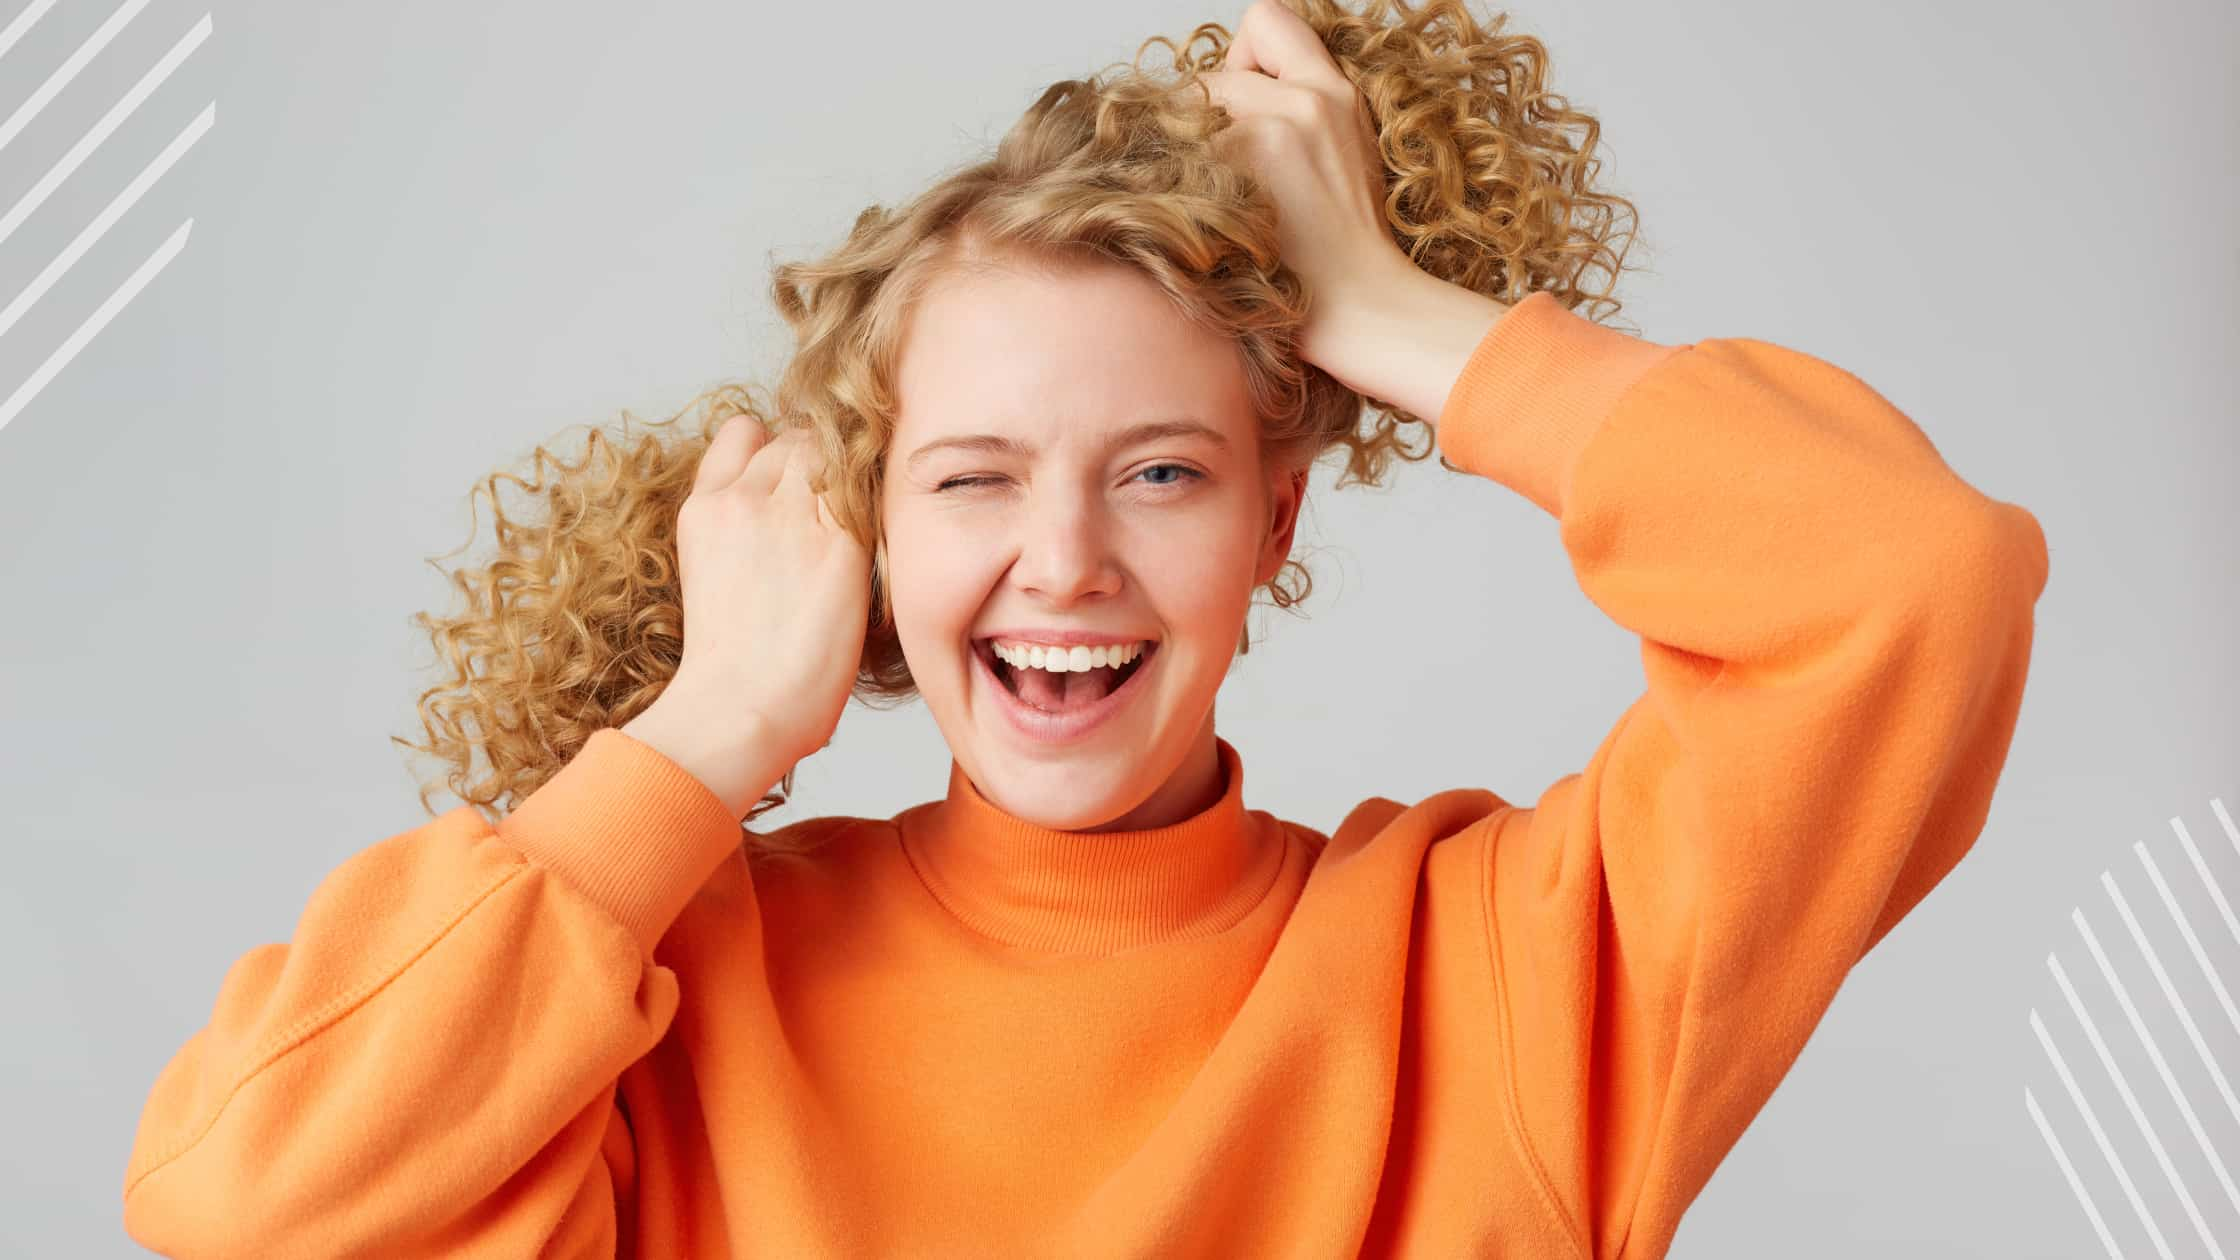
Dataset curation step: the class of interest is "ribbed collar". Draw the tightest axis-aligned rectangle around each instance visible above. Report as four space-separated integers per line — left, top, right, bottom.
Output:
899 737 1282 956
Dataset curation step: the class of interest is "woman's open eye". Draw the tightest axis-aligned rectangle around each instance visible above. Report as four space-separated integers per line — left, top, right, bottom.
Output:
1133 463 1203 489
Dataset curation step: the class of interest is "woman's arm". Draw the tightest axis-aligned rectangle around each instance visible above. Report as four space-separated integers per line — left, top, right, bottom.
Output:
121 729 748 1257
1397 287 2047 1259
1198 10 2045 1247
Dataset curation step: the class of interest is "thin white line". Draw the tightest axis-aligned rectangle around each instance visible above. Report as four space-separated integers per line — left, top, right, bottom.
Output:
0 101 212 341
2125 843 2240 1130
2079 895 2240 1228
2051 944 2219 1258
2215 798 2238 857
2175 814 2240 958
2033 1004 2176 1260
2027 1085 2128 1260
0 0 61 66
2150 830 2240 1039
0 0 154 158
0 217 189 438
0 12 212 251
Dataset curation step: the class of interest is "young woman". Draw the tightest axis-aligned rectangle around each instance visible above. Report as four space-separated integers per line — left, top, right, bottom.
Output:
123 1 2048 1256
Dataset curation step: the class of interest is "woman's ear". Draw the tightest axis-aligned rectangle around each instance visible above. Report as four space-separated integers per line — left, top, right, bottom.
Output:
1255 465 1310 585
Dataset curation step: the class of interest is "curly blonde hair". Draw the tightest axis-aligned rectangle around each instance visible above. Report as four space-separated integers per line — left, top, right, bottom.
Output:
393 0 1643 832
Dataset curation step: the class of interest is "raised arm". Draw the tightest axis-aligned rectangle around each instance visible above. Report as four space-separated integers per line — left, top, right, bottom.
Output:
121 728 753 1257
1384 281 2047 1258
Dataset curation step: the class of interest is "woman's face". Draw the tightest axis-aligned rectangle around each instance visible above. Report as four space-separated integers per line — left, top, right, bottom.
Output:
880 255 1304 831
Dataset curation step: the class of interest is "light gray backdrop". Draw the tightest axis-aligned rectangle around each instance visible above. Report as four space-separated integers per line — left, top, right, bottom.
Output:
2 0 2233 1254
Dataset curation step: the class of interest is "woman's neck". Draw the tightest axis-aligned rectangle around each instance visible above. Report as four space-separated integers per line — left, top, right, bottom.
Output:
1079 710 1223 833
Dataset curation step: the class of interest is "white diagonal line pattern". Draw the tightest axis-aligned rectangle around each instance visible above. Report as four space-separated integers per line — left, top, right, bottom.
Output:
2176 812 2240 960
2149 828 2240 1039
2076 899 2240 1225
0 0 62 65
0 99 212 341
2031 795 2240 1257
0 0 153 158
0 3 215 443
0 216 190 434
2033 1005 2178 1259
0 12 212 251
2027 1084 2127 1259
2050 949 2214 1256
2118 851 2240 1128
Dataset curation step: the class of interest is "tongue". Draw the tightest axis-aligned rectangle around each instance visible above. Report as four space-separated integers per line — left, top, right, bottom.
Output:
1014 665 1116 712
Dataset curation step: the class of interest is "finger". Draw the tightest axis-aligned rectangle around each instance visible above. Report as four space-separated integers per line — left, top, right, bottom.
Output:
1226 0 1347 90
1198 67 1293 151
736 425 809 498
1199 66 1293 117
1198 68 1304 171
1223 17 1259 75
692 414 766 496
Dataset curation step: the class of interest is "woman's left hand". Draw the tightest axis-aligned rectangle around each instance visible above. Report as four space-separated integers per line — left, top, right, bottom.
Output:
1199 0 1417 391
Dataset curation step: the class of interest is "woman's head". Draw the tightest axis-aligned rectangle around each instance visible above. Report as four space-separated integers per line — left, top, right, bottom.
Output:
397 0 1641 841
880 243 1307 831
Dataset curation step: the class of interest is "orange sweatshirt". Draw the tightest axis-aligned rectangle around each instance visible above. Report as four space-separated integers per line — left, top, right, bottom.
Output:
122 291 2049 1258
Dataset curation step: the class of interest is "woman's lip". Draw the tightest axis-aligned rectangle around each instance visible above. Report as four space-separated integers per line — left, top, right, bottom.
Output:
971 639 1158 745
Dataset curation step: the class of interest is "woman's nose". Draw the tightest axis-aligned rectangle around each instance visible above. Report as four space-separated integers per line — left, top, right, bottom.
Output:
1011 490 1122 605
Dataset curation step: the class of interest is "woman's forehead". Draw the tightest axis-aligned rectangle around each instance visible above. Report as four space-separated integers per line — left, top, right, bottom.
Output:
890 266 1253 452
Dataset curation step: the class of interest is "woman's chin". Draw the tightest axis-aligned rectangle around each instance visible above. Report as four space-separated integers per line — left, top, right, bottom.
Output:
969 755 1147 833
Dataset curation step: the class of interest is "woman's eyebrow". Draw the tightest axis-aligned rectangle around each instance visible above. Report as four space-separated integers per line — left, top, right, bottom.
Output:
904 433 1032 470
904 419 1229 471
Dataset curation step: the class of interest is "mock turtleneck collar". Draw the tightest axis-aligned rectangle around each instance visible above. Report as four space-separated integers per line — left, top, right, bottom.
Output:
898 737 1283 956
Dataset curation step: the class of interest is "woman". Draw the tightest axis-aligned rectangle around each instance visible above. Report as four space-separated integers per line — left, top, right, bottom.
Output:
122 1 2048 1256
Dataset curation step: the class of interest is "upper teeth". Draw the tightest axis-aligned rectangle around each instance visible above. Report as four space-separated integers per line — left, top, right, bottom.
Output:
992 640 1147 673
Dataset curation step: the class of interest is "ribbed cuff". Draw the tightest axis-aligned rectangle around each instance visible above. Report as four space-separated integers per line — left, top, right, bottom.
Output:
495 727 745 956
1434 289 1684 518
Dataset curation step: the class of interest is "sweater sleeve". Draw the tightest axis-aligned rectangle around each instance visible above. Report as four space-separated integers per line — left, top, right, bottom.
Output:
1436 292 2047 1259
121 728 743 1258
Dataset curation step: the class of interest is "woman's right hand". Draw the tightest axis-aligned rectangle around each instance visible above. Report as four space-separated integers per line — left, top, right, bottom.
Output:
655 415 873 772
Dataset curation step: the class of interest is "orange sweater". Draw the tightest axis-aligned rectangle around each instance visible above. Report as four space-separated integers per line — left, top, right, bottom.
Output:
122 291 2048 1258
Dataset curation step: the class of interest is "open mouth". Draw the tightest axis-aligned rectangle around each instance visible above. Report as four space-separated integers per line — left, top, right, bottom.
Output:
975 639 1158 716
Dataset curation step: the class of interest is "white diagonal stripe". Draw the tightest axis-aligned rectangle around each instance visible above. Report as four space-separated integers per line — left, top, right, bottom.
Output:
0 12 212 251
2027 1085 2128 1260
0 100 212 341
2215 797 2238 857
0 0 153 158
2033 1004 2175 1259
2174 813 2240 958
2079 893 2240 1223
0 217 189 437
0 0 61 65
2124 842 2240 1129
2051 944 2220 1258
2151 826 2240 1039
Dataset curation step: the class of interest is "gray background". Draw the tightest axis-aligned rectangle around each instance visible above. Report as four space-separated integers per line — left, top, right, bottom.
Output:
1 0 2233 1254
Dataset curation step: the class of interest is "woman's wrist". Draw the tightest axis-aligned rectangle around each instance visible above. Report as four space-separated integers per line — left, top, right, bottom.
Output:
1313 262 1511 429
620 685 798 822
